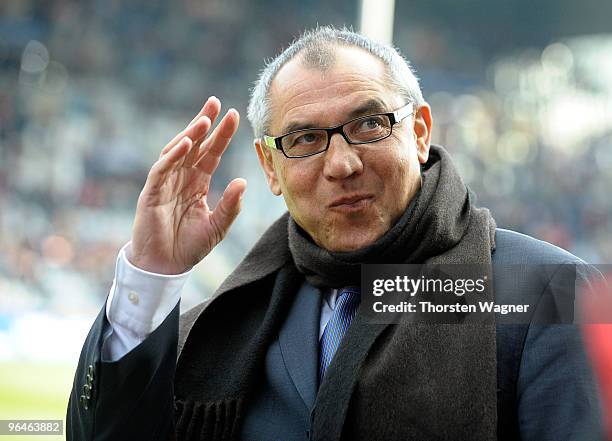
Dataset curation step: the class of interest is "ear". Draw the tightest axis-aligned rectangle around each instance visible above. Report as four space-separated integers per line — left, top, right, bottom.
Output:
413 103 433 164
255 139 282 196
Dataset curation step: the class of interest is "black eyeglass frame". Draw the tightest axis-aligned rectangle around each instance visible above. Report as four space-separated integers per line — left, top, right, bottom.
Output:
262 101 415 158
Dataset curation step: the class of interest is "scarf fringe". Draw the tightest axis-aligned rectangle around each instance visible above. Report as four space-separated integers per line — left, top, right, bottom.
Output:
174 398 243 441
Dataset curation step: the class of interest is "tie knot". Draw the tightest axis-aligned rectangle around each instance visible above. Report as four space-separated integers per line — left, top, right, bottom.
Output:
336 287 360 313
337 286 360 310
338 286 360 301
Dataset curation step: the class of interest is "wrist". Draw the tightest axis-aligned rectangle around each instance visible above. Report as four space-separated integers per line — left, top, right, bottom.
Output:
127 246 192 275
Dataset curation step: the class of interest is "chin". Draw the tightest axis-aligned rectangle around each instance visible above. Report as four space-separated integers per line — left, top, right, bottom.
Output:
322 229 383 253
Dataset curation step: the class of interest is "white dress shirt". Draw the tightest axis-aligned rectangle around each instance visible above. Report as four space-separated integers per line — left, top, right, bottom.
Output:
102 242 337 361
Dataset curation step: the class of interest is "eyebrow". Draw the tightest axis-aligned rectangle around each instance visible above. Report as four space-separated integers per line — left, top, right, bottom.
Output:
280 98 389 134
346 98 389 119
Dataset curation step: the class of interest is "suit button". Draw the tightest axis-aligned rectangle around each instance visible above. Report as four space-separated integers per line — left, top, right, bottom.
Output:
81 364 95 409
79 394 89 410
128 291 139 305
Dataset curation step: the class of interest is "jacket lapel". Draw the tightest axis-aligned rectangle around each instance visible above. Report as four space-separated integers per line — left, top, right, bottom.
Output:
312 311 389 441
278 281 321 411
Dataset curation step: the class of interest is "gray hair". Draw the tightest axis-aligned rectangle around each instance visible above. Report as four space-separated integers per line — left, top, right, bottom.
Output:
246 25 425 139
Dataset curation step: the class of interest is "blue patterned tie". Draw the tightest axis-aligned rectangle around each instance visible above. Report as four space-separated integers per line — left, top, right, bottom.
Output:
319 286 361 383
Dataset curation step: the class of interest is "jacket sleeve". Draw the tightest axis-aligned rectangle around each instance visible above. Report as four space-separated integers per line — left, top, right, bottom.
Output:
66 301 180 441
516 264 605 441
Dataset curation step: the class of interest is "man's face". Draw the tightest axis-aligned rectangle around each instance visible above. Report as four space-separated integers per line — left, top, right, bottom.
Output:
256 46 432 252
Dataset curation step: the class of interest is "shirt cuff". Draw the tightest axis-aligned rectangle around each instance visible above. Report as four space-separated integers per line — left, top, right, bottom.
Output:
105 241 193 338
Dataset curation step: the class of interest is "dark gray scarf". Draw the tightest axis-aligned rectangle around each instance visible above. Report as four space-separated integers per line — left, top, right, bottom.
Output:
175 145 498 440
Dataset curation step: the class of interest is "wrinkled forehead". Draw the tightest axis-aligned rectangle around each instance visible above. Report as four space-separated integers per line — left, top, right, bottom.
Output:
268 46 399 135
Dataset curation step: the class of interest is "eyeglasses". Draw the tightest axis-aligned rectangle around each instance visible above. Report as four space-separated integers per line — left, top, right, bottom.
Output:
262 102 414 158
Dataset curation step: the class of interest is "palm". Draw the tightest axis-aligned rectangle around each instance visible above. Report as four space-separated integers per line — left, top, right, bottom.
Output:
131 97 246 274
145 166 215 267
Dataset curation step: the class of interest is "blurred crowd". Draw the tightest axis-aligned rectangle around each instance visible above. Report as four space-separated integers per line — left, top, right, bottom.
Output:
0 1 611 359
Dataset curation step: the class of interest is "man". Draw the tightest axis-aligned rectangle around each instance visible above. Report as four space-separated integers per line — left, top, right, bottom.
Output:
67 27 604 440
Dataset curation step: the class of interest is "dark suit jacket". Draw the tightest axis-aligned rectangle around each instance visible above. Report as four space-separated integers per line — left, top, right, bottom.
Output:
67 229 604 440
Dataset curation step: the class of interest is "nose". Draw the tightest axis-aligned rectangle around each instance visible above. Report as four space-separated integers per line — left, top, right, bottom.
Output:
322 133 364 180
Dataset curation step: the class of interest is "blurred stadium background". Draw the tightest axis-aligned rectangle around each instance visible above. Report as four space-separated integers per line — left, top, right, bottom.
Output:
0 0 611 437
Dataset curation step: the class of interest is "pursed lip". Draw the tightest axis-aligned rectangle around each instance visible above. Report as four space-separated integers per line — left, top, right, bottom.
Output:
329 194 375 208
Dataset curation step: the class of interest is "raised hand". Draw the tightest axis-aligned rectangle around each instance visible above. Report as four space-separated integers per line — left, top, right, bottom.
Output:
130 96 246 274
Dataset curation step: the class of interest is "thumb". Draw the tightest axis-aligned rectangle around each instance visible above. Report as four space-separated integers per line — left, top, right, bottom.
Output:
210 178 247 238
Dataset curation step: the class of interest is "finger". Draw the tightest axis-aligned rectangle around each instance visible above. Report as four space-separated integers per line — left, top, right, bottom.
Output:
159 115 212 159
183 96 222 151
188 96 221 128
190 97 222 150
148 136 193 187
159 97 221 158
175 135 200 171
183 117 212 168
210 178 247 240
195 109 240 175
